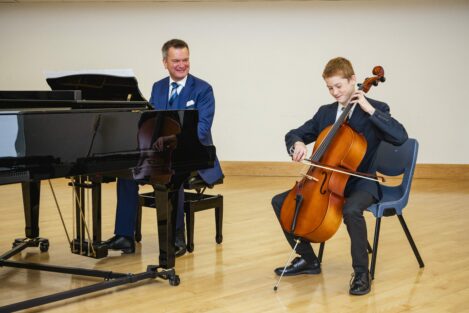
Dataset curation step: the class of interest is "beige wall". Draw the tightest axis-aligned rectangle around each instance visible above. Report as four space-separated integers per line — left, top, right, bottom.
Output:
1 1 468 164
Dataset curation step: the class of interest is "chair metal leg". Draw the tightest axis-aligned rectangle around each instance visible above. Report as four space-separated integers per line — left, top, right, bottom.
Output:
367 241 373 254
370 217 381 280
397 214 425 268
215 203 223 244
318 242 325 263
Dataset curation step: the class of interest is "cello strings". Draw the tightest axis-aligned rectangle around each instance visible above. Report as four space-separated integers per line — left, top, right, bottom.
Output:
298 101 353 180
313 103 352 162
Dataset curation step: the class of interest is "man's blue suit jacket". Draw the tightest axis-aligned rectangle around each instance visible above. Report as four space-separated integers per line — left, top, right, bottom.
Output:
149 74 223 185
285 98 408 200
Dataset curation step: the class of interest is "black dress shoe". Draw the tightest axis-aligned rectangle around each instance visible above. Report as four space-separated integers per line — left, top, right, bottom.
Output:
274 257 321 276
349 271 371 295
174 229 186 257
104 235 135 254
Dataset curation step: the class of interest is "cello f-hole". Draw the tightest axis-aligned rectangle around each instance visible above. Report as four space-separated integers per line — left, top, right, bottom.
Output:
320 172 328 195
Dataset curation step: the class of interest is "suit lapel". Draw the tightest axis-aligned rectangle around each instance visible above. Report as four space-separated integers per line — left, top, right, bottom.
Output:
154 75 193 110
348 104 367 133
177 74 194 110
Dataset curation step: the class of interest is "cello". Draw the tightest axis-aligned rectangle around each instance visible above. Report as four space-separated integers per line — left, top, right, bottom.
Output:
274 66 386 290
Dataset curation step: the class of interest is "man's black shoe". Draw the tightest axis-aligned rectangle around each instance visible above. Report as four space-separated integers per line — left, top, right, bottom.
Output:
274 257 321 276
175 229 186 257
349 271 371 295
104 235 135 254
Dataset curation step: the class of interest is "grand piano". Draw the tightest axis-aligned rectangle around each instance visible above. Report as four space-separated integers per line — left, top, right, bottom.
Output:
0 71 216 312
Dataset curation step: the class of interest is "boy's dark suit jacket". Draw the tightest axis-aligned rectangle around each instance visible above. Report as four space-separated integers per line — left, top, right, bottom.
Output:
285 98 408 200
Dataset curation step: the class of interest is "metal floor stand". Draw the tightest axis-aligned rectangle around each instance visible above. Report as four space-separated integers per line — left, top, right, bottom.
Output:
0 239 179 313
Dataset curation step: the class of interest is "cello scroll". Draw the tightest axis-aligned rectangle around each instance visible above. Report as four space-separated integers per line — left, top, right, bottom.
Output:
358 66 385 92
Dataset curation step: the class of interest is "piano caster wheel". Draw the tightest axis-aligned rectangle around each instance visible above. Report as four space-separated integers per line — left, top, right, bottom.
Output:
169 275 180 286
216 235 223 244
39 241 49 252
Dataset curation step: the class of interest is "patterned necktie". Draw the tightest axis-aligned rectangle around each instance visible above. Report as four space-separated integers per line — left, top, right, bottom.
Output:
168 82 179 106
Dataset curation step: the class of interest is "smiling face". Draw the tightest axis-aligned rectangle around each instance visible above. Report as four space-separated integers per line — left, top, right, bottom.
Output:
324 74 356 106
163 47 190 82
322 57 357 106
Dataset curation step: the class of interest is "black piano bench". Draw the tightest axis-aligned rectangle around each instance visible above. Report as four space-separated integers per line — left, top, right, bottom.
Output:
135 174 224 253
184 174 224 252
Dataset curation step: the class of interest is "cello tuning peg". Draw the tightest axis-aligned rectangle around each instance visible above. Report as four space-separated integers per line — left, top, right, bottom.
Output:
380 76 386 82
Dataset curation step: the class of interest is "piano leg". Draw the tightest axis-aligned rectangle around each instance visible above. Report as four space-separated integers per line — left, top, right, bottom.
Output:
21 181 40 238
155 187 176 269
9 181 49 254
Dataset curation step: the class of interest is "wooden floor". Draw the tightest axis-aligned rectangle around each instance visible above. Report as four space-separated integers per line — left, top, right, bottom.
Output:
1 176 468 313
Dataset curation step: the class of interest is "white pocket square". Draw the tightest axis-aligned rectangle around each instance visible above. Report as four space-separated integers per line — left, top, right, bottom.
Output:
186 100 195 107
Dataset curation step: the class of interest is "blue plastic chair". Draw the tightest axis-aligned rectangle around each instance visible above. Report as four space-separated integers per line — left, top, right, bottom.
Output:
318 138 425 279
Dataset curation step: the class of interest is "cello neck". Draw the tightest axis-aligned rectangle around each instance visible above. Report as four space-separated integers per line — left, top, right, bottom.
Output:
310 102 353 162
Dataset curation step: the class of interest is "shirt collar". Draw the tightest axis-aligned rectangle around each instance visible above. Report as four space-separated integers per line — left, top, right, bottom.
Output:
169 75 188 88
336 102 356 121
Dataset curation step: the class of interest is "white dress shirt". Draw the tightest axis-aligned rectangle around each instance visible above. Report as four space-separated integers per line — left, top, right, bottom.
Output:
335 103 356 122
168 75 188 99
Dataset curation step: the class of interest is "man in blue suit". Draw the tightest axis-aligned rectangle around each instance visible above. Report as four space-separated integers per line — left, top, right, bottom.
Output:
272 57 408 295
104 39 223 257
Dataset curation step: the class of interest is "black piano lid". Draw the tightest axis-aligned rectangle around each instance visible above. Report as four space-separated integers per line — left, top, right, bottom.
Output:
0 90 82 101
46 69 147 101
0 70 150 110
